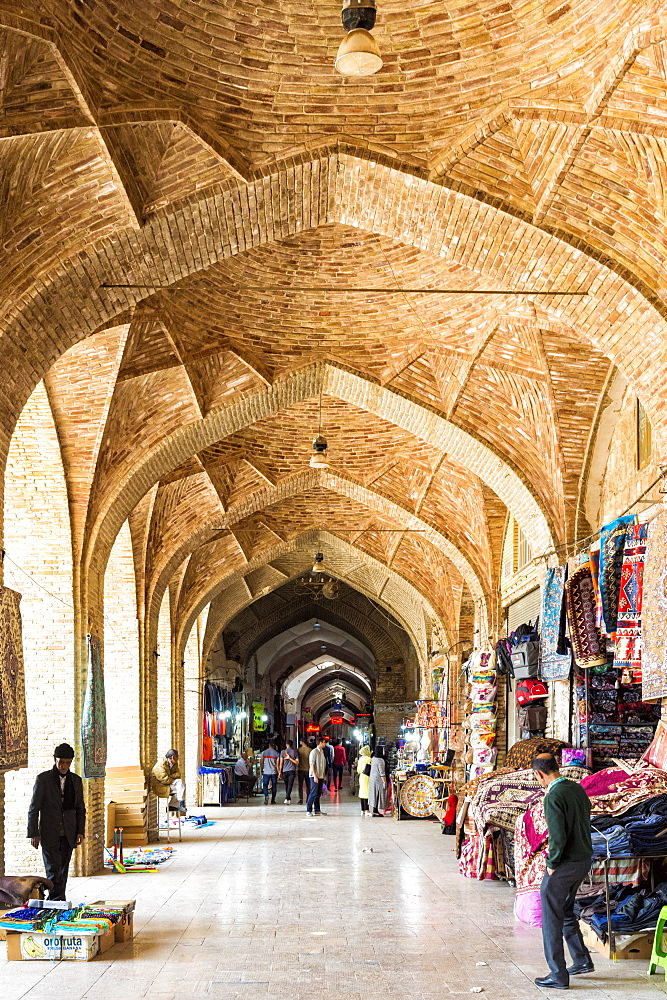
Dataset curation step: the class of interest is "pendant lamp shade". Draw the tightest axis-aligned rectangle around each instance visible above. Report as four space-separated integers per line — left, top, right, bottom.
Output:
335 28 382 76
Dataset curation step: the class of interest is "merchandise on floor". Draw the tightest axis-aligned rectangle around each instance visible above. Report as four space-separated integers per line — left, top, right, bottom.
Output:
0 899 135 961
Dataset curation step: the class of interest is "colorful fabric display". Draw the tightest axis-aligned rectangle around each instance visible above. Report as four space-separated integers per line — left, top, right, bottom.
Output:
472 747 497 767
470 730 497 748
539 566 572 680
599 515 635 635
613 522 648 683
471 703 497 716
565 562 607 668
470 683 496 704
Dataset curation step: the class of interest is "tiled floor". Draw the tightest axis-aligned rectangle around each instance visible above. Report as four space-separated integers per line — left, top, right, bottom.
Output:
2 786 666 999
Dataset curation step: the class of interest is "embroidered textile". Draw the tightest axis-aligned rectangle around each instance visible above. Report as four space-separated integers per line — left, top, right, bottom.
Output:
613 523 648 681
599 515 635 635
505 737 571 770
539 567 572 680
642 512 667 700
565 563 607 668
514 800 645 895
82 633 107 778
582 766 667 816
0 587 27 773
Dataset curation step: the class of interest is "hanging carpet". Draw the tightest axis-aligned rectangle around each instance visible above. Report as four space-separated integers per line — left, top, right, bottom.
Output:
0 587 27 773
599 515 635 635
539 566 571 680
642 511 667 701
565 562 607 668
613 522 648 682
82 633 107 778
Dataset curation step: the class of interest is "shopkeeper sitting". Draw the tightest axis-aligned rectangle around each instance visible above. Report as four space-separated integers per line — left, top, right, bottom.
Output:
152 749 187 815
234 753 256 795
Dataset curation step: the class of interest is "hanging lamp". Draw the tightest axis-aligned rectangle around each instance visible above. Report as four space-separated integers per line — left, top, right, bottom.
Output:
335 0 382 77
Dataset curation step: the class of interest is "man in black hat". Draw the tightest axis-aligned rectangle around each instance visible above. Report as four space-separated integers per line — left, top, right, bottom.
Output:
27 743 86 900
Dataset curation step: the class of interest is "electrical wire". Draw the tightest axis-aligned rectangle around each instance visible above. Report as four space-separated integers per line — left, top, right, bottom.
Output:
2 550 137 659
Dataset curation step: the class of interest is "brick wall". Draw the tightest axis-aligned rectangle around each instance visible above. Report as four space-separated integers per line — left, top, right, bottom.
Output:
3 383 75 874
104 519 141 766
156 591 172 758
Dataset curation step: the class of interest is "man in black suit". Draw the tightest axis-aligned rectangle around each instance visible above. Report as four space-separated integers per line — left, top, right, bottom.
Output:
27 743 86 901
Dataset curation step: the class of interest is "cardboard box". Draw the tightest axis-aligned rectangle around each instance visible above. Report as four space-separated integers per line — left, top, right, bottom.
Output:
115 912 133 942
60 933 99 961
579 919 655 961
6 932 62 961
98 929 115 954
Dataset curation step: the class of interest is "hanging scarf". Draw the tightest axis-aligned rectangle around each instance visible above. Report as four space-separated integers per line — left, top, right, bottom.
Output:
565 561 607 668
599 515 635 636
52 765 76 811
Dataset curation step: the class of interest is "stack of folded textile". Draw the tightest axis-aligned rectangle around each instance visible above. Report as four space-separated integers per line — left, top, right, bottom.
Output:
589 882 667 941
591 792 667 858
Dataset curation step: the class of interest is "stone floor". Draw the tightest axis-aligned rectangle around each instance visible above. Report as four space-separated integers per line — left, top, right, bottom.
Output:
1 785 667 1000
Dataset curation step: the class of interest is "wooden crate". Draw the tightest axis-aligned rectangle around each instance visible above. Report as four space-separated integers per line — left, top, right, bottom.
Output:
106 766 148 847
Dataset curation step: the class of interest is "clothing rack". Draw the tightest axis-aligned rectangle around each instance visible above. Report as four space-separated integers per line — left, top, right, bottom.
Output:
601 854 666 961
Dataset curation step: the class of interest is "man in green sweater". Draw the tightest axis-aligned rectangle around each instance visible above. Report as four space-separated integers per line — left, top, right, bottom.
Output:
532 754 594 989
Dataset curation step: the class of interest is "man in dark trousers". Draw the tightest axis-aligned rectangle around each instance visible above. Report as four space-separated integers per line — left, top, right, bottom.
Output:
27 743 86 901
532 754 594 989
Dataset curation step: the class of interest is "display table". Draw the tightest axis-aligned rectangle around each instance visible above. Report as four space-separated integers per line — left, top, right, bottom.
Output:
391 767 452 820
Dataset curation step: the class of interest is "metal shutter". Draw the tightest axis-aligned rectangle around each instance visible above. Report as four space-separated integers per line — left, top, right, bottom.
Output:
506 587 541 634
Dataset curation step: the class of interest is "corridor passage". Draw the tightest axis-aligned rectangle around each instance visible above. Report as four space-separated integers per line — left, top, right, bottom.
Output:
0 796 662 1000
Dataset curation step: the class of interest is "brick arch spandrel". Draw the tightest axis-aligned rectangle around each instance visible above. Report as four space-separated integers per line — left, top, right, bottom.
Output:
4 150 667 474
142 467 489 647
169 521 448 662
172 531 446 674
84 363 553 597
3 381 75 875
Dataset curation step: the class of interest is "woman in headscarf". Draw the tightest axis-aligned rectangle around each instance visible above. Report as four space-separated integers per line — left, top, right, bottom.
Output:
356 744 372 816
369 746 388 817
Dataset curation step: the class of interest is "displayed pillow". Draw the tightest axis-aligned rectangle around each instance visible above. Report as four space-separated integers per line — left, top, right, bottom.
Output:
470 683 497 704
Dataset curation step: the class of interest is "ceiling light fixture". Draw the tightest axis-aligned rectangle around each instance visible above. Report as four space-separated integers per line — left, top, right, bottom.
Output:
335 0 382 77
295 552 340 601
309 393 329 468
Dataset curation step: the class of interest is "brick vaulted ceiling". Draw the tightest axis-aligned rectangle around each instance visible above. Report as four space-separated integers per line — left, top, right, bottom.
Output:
4 3 667 658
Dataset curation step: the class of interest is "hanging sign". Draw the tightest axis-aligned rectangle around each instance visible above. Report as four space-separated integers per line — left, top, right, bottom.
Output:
306 724 321 734
330 716 343 725
252 703 266 732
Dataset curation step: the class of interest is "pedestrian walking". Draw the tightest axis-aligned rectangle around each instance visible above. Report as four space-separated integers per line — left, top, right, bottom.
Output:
332 740 347 790
280 740 298 803
357 744 372 816
297 739 311 804
306 736 328 817
27 743 86 900
369 746 388 817
260 741 280 804
532 754 594 989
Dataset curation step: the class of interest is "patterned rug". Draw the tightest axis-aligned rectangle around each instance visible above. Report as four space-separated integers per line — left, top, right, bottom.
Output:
613 522 648 682
539 566 572 680
599 515 635 635
0 587 27 773
82 633 106 778
565 562 607 668
642 511 667 701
